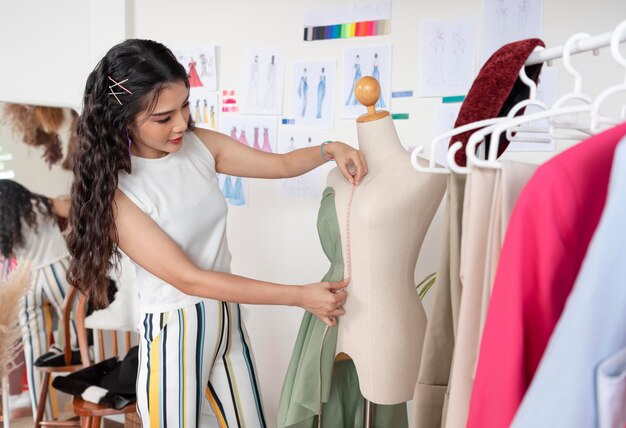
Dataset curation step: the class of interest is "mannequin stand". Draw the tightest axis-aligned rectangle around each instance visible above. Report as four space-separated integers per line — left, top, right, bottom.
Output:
364 398 373 428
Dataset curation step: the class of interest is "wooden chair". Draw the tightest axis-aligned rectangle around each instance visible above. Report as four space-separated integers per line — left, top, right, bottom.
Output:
33 286 82 427
71 293 137 428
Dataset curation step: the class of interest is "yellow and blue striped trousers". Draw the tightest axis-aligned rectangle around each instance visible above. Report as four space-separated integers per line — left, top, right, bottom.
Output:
19 256 76 419
136 299 266 427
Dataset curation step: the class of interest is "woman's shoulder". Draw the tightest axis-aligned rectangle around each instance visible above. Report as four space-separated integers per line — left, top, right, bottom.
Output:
186 128 218 165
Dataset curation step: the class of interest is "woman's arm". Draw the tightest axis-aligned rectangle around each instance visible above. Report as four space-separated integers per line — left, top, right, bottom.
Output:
51 196 71 218
194 128 368 185
114 190 347 325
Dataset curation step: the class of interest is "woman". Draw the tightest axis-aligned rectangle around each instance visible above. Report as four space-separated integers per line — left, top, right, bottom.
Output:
67 39 367 427
0 179 73 418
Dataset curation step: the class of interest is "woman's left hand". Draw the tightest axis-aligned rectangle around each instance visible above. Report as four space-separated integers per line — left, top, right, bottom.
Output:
323 142 368 185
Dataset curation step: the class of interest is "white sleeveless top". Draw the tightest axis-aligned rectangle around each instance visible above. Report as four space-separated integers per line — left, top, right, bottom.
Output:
14 212 69 270
117 131 232 313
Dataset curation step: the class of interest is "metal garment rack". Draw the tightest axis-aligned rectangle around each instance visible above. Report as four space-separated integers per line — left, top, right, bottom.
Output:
525 29 626 66
362 26 626 428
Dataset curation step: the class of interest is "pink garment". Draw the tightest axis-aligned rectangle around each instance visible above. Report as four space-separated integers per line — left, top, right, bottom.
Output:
467 121 626 428
238 130 249 146
253 127 262 150
262 128 272 153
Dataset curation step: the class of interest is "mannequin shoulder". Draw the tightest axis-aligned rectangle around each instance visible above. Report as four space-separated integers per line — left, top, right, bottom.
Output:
326 166 349 188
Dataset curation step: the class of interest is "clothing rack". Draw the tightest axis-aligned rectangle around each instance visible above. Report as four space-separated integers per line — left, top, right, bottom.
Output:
525 28 626 66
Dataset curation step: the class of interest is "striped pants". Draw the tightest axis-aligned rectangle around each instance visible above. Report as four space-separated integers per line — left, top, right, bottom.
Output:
137 299 267 427
19 257 76 419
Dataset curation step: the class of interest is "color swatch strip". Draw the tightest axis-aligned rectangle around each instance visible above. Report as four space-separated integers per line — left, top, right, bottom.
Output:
304 19 390 41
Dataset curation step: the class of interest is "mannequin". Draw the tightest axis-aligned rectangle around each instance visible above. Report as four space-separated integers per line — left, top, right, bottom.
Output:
328 77 447 404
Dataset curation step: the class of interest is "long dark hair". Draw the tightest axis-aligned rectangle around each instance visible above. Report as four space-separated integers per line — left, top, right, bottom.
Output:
0 180 53 258
67 39 193 309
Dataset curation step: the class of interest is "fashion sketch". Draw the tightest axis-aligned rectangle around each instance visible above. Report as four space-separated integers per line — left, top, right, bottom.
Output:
496 0 509 39
253 127 262 151
282 137 310 194
188 57 203 87
298 68 308 117
371 54 386 108
428 28 447 85
447 29 468 86
518 0 530 38
316 68 326 119
247 55 260 106
262 127 272 153
200 53 214 79
345 55 362 105
263 55 276 109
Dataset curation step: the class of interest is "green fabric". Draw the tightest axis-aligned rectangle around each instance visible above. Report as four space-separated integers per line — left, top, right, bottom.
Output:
277 187 408 428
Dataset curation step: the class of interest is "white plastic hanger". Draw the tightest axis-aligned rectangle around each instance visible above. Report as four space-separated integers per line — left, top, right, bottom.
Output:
548 33 594 139
474 104 594 169
590 20 626 133
410 117 506 174
447 123 500 174
504 52 552 145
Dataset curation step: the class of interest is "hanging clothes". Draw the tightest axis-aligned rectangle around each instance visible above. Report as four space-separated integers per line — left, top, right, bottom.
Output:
511 132 626 428
277 187 407 428
443 161 536 428
467 121 626 428
412 172 465 428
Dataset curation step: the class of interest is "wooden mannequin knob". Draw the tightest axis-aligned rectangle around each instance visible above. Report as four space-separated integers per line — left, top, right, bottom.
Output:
355 76 390 123
355 76 381 108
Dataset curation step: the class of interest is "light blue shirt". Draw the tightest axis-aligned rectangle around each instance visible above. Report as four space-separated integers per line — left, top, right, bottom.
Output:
512 134 626 428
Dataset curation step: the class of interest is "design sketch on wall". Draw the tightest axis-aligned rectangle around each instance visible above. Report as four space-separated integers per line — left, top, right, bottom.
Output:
242 49 285 115
291 60 335 128
189 88 218 130
219 174 247 206
482 0 543 63
248 55 261 107
277 132 331 199
342 45 391 119
419 17 478 98
298 68 308 117
173 45 217 91
220 115 277 154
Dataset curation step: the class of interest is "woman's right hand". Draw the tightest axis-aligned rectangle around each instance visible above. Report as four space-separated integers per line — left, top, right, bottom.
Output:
299 279 349 327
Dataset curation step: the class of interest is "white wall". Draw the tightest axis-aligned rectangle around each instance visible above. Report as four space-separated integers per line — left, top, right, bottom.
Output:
2 1 626 426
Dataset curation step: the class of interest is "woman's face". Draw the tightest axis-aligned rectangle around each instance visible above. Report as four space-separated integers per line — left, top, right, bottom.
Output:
129 80 190 159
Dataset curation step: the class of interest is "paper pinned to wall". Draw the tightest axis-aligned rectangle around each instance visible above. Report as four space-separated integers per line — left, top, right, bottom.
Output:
481 0 543 64
173 45 217 91
304 0 390 26
241 49 285 116
419 17 478 98
342 44 391 119
432 103 463 167
189 88 218 130
507 67 558 152
277 131 330 200
291 60 335 129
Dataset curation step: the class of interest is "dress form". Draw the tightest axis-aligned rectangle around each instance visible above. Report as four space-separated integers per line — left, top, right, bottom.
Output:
328 77 447 404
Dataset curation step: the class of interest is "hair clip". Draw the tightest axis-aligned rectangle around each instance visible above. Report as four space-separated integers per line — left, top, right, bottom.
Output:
108 76 132 105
